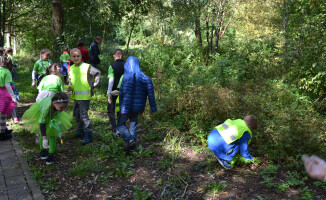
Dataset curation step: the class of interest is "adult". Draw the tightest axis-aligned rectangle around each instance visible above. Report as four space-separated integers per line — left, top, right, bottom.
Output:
77 40 90 63
89 36 101 67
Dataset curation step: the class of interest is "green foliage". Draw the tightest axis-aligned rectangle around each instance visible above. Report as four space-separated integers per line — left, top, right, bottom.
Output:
301 187 315 200
41 178 58 194
133 186 153 200
230 155 261 168
205 181 228 195
158 155 173 170
69 157 106 177
286 171 307 187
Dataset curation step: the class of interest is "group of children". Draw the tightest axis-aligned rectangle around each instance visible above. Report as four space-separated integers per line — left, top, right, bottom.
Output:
0 40 261 170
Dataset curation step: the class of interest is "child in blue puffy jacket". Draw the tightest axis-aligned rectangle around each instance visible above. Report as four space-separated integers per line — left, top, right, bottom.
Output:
119 56 157 151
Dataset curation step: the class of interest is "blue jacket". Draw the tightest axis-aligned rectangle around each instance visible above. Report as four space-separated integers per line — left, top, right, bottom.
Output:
119 56 157 114
89 41 100 65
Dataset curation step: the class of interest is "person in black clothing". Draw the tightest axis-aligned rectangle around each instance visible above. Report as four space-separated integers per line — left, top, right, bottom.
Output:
107 49 124 135
89 36 101 67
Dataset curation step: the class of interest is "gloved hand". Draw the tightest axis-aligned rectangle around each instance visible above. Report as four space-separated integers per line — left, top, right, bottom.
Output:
302 155 326 181
32 80 36 87
111 90 119 96
42 139 49 149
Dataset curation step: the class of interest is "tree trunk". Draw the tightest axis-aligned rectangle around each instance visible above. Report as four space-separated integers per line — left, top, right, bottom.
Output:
101 23 106 53
210 2 216 54
126 15 136 55
194 17 202 47
0 1 5 47
205 16 209 66
13 34 16 54
213 0 226 55
89 14 93 38
283 0 288 53
51 0 64 56
6 30 10 47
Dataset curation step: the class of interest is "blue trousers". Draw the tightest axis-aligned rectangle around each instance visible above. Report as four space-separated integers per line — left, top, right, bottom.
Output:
119 113 139 144
60 62 68 75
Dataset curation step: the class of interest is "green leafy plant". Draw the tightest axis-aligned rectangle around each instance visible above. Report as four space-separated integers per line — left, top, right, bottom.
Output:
133 186 153 200
205 181 228 195
158 155 173 170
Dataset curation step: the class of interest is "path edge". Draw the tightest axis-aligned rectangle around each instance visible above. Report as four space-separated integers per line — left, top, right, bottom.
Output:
11 137 44 200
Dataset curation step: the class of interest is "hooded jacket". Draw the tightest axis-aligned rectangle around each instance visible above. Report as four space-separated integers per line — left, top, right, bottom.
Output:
119 56 157 114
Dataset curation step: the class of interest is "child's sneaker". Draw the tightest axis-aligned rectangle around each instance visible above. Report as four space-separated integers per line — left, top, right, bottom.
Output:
40 149 48 160
123 140 136 152
216 157 231 169
13 118 19 123
46 153 54 165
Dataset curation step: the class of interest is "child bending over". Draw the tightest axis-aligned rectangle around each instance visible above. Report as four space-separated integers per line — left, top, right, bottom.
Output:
22 92 72 165
208 115 258 169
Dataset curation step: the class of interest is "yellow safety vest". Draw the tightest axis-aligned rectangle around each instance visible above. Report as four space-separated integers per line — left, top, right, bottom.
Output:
70 62 91 100
215 119 252 144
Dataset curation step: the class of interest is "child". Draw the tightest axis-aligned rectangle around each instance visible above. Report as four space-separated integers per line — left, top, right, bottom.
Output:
119 56 157 151
59 47 69 84
207 115 258 169
68 48 101 144
0 48 17 140
77 40 89 63
107 49 124 135
22 92 72 165
32 49 52 87
36 63 64 101
5 47 20 123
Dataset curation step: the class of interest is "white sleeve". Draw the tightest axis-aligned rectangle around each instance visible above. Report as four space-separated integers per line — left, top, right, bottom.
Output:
107 77 114 95
5 82 15 100
32 70 36 80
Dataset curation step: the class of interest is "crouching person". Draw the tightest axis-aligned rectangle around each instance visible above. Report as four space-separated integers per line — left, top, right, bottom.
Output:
208 115 258 169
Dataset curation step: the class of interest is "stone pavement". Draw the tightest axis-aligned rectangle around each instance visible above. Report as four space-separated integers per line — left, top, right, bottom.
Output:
0 137 44 200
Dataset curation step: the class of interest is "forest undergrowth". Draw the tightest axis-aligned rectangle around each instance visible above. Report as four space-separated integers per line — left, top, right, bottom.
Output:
10 41 326 199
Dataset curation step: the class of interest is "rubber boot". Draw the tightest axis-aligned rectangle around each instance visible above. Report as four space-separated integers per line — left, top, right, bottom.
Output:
81 131 93 144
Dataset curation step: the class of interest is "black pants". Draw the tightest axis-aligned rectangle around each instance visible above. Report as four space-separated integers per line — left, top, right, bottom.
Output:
107 95 118 131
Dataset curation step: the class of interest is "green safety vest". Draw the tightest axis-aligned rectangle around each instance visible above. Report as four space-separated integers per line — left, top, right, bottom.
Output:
70 62 91 100
215 119 252 144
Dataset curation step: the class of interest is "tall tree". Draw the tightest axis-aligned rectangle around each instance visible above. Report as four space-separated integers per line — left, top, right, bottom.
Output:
52 0 64 56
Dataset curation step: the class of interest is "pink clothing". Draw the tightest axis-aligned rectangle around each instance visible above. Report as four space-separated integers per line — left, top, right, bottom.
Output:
0 87 16 116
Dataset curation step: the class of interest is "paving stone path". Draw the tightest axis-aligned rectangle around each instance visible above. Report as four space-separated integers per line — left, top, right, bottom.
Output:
0 137 43 200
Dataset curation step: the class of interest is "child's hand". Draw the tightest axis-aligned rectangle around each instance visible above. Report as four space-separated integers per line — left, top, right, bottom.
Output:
108 94 112 104
31 81 36 87
42 139 49 149
303 155 326 181
111 90 119 96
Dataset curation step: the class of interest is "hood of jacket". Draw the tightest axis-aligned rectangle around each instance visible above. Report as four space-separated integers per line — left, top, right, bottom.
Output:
124 56 142 75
